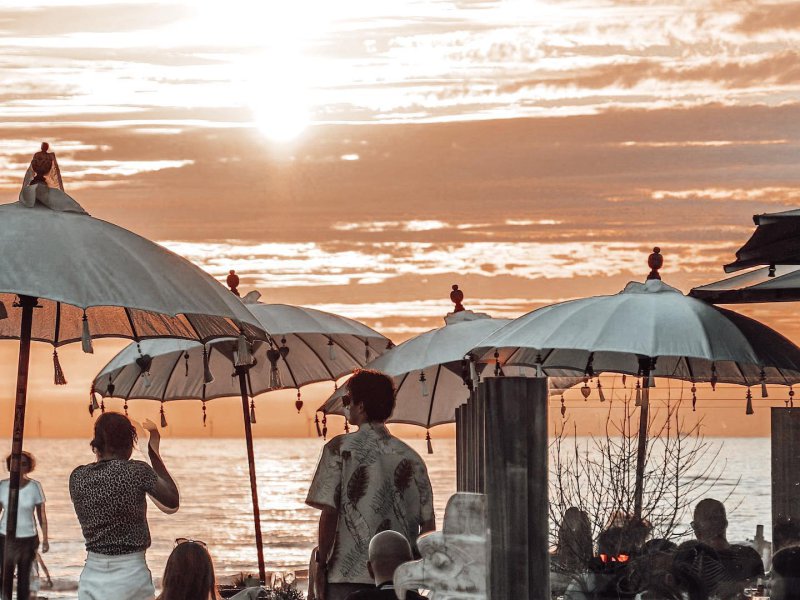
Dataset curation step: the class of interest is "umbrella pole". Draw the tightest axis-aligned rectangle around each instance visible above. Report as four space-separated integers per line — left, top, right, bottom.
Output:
236 366 266 585
633 372 651 520
3 295 36 600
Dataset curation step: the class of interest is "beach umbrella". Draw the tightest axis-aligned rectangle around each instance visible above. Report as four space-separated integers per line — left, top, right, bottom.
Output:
691 264 800 304
724 208 800 273
92 292 390 582
0 144 265 596
318 290 582 450
472 249 800 519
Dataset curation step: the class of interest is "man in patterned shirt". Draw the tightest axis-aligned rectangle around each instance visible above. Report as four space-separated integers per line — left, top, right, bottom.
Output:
306 369 436 600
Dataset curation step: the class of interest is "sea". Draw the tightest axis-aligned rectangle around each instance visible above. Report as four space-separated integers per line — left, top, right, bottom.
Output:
9 437 771 599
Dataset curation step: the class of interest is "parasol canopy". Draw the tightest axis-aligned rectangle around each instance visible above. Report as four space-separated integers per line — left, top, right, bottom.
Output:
93 295 390 408
472 251 800 518
691 264 800 304
319 307 582 433
724 208 800 273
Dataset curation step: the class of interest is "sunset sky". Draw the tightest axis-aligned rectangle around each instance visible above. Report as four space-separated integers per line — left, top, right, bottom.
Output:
1 0 799 437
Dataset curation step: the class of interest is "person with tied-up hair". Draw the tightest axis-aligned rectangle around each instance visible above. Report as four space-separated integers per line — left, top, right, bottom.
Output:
306 369 436 600
70 412 180 600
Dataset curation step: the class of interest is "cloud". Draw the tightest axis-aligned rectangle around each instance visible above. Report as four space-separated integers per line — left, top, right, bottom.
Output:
736 3 800 33
499 50 800 93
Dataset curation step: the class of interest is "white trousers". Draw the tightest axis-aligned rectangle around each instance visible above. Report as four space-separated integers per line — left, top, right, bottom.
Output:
78 551 155 600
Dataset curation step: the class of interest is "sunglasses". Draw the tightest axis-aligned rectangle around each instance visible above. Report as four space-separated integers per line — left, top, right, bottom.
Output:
175 538 207 548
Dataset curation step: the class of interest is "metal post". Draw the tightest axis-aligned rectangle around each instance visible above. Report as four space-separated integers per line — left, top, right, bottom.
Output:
3 295 36 600
455 405 464 491
236 367 266 584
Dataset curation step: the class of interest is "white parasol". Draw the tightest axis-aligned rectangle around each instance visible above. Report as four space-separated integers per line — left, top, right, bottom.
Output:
0 143 265 594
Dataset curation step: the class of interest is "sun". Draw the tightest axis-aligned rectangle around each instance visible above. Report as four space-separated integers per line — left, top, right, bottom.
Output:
250 60 310 143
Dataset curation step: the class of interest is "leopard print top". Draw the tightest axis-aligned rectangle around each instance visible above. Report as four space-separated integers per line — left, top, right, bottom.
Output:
69 459 158 555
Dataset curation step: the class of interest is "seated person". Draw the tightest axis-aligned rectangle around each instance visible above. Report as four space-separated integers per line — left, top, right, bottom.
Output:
772 545 800 600
156 538 220 600
691 499 764 597
565 517 651 599
554 508 594 573
345 531 424 600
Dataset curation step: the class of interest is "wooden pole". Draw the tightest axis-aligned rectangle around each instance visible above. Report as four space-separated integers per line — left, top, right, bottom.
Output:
3 295 36 600
772 407 800 547
633 370 652 520
236 367 266 584
484 376 550 600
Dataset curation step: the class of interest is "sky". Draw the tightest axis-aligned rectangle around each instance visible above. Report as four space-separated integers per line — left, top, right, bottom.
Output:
1 0 800 437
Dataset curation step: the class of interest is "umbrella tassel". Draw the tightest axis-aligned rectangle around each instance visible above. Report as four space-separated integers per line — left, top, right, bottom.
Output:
160 402 168 428
344 421 349 433
760 369 768 398
622 373 626 387
250 399 257 424
267 347 282 389
0 299 6 321
123 400 129 416
81 311 94 354
420 371 428 397
560 395 566 418
746 388 754 415
100 400 105 413
90 385 100 411
295 390 303 413
790 387 795 408
202 401 207 427
580 377 591 400
635 380 642 407
235 332 252 367
314 414 322 437
710 363 718 391
184 351 189 377
494 350 505 377
364 341 370 363
597 380 606 402
322 414 328 440
426 430 433 454
691 384 697 412
53 349 67 385
328 338 336 361
202 347 214 384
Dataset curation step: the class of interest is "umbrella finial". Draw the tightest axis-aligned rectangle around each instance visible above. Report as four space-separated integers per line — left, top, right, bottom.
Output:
450 285 465 312
647 247 663 281
227 269 240 296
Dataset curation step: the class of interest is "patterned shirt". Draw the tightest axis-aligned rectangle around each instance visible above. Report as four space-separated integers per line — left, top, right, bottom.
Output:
306 423 435 584
69 459 158 555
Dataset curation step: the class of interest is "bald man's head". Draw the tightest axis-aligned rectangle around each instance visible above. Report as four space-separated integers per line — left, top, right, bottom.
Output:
693 499 728 542
367 530 414 584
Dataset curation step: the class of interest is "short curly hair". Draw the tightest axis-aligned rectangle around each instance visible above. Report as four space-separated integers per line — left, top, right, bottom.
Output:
347 369 395 422
5 451 35 473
